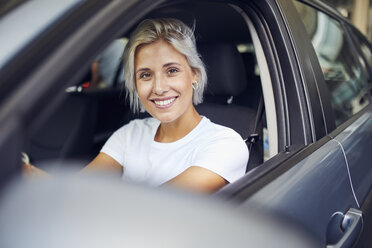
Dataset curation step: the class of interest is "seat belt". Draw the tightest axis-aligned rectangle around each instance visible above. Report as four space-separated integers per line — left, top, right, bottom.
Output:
244 95 264 172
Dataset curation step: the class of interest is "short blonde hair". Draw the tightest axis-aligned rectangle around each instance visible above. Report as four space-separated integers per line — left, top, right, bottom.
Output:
123 18 207 113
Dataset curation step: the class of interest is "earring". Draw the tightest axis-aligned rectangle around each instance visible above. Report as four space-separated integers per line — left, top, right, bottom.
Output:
192 81 199 90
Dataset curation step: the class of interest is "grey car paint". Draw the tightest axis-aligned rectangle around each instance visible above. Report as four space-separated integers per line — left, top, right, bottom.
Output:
0 0 82 68
0 171 319 248
241 134 358 243
333 110 372 206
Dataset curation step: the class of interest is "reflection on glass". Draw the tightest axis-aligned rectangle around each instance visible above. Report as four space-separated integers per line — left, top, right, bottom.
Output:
293 1 369 126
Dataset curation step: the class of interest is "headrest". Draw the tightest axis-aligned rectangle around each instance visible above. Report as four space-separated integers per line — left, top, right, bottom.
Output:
198 43 247 96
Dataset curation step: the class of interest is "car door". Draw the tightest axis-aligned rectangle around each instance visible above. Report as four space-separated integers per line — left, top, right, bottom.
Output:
293 1 372 246
342 23 372 205
341 23 372 246
218 0 366 246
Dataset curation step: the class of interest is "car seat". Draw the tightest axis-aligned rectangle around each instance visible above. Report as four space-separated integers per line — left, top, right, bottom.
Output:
196 43 263 170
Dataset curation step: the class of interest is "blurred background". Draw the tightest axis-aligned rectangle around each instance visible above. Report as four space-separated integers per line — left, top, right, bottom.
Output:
326 0 372 41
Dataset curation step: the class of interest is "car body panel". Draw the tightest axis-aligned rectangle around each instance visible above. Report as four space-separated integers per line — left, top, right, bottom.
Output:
0 171 320 248
333 109 372 205
241 137 357 243
0 0 83 68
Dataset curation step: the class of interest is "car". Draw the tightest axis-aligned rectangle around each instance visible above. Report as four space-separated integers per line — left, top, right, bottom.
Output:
0 0 371 247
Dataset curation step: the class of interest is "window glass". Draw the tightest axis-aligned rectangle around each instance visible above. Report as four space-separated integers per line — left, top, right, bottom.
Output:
360 42 372 70
293 1 369 126
65 38 128 93
91 38 128 89
357 37 372 90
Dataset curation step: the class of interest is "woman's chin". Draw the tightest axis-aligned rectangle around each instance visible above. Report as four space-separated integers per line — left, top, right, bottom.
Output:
154 114 178 124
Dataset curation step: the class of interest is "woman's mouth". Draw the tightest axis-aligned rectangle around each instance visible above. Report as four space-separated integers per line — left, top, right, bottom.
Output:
151 97 178 109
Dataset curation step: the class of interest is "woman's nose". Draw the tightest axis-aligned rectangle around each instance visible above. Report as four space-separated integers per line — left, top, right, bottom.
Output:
152 76 168 95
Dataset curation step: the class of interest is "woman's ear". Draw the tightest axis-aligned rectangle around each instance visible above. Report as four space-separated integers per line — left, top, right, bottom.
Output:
192 68 198 83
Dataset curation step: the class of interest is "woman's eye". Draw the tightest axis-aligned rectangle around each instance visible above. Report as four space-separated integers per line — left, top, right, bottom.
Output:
167 68 179 75
139 72 151 79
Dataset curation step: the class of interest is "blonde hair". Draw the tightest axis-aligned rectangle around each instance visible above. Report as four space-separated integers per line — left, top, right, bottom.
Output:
123 18 207 113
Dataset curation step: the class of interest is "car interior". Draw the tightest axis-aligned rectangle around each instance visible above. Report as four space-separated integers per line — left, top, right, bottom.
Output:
24 1 272 176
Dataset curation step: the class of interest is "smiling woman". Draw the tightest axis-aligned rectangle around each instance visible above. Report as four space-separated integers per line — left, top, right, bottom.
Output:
85 18 249 193
25 18 249 194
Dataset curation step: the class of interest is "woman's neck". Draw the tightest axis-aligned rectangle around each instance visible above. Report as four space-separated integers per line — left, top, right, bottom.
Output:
154 106 202 143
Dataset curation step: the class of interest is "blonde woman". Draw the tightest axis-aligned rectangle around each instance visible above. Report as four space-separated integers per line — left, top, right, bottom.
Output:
26 18 249 193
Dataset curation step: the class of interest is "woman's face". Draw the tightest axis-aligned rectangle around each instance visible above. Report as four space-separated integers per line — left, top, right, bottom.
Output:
134 39 197 124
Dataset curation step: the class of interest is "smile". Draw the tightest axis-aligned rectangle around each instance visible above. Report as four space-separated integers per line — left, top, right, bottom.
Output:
154 97 176 106
151 97 178 108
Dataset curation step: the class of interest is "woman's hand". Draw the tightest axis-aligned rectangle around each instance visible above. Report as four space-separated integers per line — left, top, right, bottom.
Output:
21 152 122 179
21 152 50 179
22 162 50 178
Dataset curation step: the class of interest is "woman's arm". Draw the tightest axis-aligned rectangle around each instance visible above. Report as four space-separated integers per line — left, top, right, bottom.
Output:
164 166 228 194
22 163 50 178
80 152 123 175
22 152 123 178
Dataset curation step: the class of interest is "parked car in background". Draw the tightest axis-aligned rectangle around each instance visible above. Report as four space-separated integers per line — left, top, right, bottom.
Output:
0 0 371 247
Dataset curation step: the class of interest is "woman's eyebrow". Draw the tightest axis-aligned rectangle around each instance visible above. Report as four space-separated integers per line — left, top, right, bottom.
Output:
163 62 181 68
136 68 150 74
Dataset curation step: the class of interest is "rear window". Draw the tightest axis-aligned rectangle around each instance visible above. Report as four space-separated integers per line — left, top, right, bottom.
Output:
293 1 369 126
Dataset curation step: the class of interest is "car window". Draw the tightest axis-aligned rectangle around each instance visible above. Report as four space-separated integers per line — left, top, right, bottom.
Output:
360 41 372 72
293 1 369 126
64 38 128 93
90 38 128 89
355 35 372 91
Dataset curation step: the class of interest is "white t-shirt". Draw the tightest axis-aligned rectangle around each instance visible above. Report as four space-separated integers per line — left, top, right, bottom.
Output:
101 116 249 186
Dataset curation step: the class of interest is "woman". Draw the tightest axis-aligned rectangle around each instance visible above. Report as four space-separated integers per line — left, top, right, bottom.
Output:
25 18 249 193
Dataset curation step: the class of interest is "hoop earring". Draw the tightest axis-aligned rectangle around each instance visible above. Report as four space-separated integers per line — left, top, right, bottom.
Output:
192 81 199 90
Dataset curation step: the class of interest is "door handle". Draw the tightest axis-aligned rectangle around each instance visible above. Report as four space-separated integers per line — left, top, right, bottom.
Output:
326 208 363 248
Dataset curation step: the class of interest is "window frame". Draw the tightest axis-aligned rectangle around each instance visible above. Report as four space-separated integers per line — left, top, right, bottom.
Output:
218 0 327 198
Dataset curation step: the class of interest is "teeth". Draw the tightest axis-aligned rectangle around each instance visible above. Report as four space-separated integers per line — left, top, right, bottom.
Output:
154 98 176 106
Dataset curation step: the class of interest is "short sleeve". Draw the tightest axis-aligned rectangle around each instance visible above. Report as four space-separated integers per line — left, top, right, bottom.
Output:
192 130 249 183
100 125 126 166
